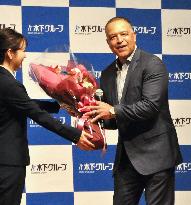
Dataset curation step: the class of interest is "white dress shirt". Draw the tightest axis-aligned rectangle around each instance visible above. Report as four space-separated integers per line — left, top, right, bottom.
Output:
116 46 137 102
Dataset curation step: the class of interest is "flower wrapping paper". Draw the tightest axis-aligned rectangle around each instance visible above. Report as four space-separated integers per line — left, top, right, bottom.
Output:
29 60 106 150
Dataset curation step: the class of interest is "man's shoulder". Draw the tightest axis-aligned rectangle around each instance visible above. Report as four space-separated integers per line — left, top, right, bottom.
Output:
138 49 166 73
138 48 161 62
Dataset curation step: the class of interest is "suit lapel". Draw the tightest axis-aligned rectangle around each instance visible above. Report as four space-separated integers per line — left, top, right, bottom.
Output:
120 49 141 103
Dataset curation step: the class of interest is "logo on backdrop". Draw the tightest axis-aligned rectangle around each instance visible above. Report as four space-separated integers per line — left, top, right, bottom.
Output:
176 162 191 173
29 116 66 128
27 24 64 35
90 70 101 79
0 23 16 30
167 27 191 37
78 162 114 174
169 72 191 83
31 163 68 174
133 26 156 35
173 117 191 127
74 25 105 35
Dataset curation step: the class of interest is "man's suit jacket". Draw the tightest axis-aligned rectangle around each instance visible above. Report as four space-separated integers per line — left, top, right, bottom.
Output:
0 66 81 166
100 48 182 175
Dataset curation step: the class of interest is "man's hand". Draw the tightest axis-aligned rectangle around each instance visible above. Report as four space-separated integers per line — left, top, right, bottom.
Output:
76 131 95 150
83 101 115 123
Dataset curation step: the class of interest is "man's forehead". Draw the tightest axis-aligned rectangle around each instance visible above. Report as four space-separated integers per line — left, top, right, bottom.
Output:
106 24 133 35
107 19 131 27
106 20 132 31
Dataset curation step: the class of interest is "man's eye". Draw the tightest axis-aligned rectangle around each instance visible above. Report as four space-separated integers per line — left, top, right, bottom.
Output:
121 32 128 36
110 36 116 40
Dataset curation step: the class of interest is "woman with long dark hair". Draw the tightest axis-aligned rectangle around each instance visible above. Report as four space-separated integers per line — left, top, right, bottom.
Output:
0 28 94 205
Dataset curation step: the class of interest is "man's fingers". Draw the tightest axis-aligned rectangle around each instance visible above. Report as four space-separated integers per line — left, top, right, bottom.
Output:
91 115 102 123
83 110 94 117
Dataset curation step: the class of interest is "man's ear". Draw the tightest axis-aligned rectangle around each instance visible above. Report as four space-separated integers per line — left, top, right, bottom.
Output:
134 32 137 43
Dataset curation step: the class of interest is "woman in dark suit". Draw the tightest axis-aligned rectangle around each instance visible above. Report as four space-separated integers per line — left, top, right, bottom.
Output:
0 28 94 205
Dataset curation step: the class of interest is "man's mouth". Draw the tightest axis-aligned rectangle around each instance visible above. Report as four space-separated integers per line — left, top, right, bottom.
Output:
117 45 127 51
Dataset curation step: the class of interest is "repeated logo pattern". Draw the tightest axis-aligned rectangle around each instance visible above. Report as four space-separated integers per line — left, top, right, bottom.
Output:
0 0 190 204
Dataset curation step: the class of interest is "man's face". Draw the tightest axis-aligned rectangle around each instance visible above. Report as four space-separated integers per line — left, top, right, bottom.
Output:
106 19 136 62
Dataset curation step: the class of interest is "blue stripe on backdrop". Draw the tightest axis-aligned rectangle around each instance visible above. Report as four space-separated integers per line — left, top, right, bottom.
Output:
163 55 191 99
22 6 69 52
73 145 115 191
0 0 20 5
28 110 72 145
176 145 191 191
162 0 191 9
26 193 74 205
69 0 115 7
117 8 162 54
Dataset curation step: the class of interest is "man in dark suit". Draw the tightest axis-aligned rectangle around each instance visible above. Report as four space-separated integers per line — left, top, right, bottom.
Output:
85 17 182 205
0 28 94 205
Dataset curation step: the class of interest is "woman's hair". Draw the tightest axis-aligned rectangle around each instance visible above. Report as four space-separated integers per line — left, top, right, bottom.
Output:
0 28 27 64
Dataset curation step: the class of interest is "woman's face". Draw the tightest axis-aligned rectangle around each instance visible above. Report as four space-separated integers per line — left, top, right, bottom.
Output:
11 40 26 71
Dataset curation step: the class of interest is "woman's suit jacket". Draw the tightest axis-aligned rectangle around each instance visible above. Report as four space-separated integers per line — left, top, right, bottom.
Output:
101 48 182 175
0 66 81 166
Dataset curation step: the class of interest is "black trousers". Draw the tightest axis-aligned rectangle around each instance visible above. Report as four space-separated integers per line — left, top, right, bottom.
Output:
113 152 175 205
0 165 26 205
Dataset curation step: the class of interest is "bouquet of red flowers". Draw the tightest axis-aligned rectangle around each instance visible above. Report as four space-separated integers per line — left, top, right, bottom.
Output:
29 57 106 151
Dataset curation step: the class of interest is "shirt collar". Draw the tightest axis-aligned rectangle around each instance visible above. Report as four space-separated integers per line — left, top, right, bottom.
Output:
127 45 137 62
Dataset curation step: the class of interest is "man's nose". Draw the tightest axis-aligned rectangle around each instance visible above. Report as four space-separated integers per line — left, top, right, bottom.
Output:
116 34 123 43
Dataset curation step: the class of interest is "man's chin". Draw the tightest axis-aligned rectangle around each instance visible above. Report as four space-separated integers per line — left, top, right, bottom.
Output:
116 49 129 56
118 53 129 60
